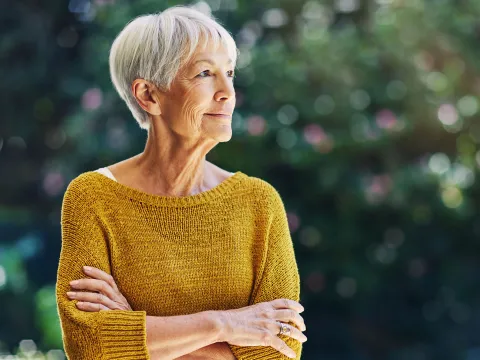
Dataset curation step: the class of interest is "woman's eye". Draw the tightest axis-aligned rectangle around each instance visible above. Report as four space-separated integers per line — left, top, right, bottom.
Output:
197 70 235 78
197 70 211 77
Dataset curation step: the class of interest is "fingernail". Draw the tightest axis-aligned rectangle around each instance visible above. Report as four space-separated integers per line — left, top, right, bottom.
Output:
70 280 79 285
83 266 91 271
66 292 76 297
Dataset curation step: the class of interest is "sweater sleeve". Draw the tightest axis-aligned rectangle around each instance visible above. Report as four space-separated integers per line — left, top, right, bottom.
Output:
55 176 150 360
227 185 303 359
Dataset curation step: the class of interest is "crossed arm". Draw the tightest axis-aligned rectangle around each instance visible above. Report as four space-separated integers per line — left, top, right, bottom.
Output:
57 181 235 359
173 342 235 360
65 265 235 360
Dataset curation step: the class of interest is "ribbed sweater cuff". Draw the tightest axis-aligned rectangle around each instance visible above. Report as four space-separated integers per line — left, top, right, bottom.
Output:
98 310 150 359
227 340 302 360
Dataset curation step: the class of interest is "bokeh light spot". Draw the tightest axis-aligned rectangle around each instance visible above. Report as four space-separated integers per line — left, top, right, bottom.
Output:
375 109 397 129
441 186 463 208
438 103 458 126
287 212 300 233
277 104 299 125
457 95 478 117
314 94 335 115
299 226 321 248
428 153 450 174
81 87 103 110
276 128 297 149
306 271 325 293
262 8 288 28
246 115 266 136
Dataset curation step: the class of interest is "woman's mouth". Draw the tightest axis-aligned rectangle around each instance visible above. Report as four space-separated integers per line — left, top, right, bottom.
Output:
205 113 231 119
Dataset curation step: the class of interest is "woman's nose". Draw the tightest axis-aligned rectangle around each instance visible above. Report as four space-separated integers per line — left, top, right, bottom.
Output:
215 82 235 102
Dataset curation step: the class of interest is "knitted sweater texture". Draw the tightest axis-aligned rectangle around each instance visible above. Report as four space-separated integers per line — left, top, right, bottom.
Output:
56 170 302 359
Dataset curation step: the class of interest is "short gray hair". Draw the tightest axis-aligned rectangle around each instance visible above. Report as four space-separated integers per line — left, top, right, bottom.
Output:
109 5 239 130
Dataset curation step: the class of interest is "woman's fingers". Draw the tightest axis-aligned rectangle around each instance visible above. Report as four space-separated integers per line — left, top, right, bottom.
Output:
69 278 117 300
268 321 307 344
265 335 297 359
68 266 133 312
270 298 304 313
75 301 110 312
82 266 119 292
67 291 119 310
271 309 306 331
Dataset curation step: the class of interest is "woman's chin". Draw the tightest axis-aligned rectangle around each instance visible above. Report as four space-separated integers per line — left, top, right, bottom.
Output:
212 129 233 142
203 124 232 142
217 131 233 142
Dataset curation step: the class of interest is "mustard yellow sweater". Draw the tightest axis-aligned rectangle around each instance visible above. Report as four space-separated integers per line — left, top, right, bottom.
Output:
56 170 303 359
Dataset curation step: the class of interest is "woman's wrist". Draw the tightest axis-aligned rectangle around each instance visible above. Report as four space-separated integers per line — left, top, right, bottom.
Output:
206 310 228 343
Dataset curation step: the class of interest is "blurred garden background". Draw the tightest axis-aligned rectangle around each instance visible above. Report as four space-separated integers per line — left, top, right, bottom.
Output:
2 0 480 359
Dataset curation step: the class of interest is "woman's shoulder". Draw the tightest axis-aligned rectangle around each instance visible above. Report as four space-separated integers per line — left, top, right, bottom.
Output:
236 172 283 204
67 170 101 188
204 162 281 204
62 171 107 206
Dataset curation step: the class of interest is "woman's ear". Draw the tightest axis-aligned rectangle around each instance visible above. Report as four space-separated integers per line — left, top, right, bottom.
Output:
131 79 162 116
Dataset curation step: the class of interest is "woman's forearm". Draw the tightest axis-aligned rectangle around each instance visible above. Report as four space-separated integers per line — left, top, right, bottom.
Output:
145 310 223 359
198 342 235 360
174 342 235 360
204 342 235 359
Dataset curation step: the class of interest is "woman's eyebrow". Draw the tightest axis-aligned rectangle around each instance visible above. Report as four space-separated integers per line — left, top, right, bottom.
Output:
193 58 233 66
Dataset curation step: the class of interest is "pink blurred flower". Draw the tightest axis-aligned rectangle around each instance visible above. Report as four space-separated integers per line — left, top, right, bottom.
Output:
364 174 392 204
306 271 325 293
303 124 326 145
376 109 397 130
247 115 266 136
287 212 300 233
43 172 65 197
82 88 103 110
94 0 115 5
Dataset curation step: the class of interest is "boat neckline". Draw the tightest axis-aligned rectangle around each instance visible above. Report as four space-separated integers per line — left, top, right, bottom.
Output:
87 170 247 207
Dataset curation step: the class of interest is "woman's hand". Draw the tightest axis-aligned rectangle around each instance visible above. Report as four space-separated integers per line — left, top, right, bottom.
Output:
217 299 307 359
66 266 132 312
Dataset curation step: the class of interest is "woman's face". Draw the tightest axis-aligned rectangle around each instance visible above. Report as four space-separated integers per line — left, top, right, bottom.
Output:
158 40 236 144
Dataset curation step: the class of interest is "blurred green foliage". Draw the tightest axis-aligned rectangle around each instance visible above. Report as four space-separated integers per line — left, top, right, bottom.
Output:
2 0 480 359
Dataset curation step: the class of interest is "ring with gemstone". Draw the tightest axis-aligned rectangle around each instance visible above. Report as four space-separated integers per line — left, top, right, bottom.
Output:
278 322 291 336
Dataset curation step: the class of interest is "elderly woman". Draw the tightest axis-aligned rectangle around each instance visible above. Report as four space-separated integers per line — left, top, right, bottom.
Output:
55 5 306 360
